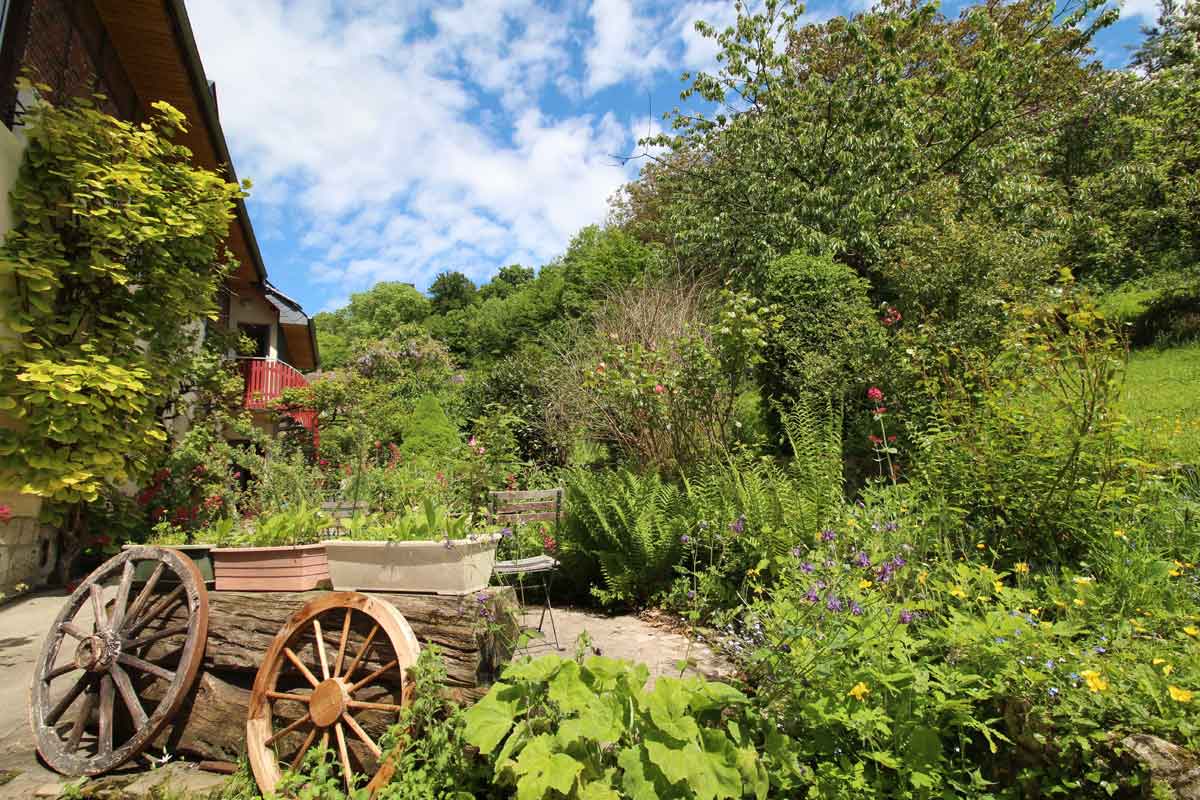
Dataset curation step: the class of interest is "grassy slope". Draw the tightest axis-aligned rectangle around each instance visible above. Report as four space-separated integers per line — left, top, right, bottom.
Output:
1120 341 1200 463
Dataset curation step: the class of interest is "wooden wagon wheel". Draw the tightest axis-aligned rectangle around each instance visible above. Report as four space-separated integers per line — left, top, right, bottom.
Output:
30 546 209 776
247 592 420 796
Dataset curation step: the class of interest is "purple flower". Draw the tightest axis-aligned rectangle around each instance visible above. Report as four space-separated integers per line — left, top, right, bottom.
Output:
501 527 513 539
800 562 815 573
680 534 690 544
850 603 863 616
791 546 803 558
899 609 914 624
729 516 745 535
821 529 836 542
855 552 871 568
826 596 843 612
1094 646 1106 655
687 590 696 600
1048 686 1059 698
804 587 820 603
885 521 899 532
475 592 491 604
891 556 906 568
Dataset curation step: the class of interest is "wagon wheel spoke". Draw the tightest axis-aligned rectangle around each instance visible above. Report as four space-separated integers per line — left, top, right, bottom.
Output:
110 664 149 729
333 609 352 677
125 585 185 638
108 561 136 631
349 659 399 695
265 713 312 748
342 624 379 680
334 722 354 792
60 621 89 641
66 688 97 753
46 674 91 726
117 653 175 682
283 647 320 688
290 726 319 770
347 699 404 713
97 675 115 758
341 711 381 759
125 624 190 651
45 661 80 681
89 584 107 631
313 620 331 680
124 563 165 624
267 690 312 704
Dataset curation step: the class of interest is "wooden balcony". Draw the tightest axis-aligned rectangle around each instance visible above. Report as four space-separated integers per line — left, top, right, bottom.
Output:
239 358 319 446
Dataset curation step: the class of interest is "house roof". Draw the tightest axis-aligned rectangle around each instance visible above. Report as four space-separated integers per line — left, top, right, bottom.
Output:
91 0 318 367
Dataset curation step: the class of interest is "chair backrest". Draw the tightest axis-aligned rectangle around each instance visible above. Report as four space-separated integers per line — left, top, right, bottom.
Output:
488 488 563 530
320 500 371 539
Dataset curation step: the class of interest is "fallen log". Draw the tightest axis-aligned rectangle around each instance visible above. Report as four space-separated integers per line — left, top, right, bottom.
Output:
145 587 518 762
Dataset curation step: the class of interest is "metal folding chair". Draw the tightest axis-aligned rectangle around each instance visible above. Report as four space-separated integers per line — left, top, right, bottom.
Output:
489 488 563 650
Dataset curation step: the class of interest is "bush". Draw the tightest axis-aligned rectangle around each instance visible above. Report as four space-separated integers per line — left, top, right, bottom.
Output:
759 253 884 447
463 654 773 800
402 395 462 458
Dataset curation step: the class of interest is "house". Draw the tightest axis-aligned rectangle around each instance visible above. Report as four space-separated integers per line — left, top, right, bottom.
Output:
0 0 319 594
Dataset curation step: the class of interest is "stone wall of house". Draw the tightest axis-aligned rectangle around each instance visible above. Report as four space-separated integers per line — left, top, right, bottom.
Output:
0 509 57 597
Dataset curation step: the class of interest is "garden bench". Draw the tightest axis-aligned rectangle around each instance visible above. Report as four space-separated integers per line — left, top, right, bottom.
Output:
489 488 563 650
320 499 371 539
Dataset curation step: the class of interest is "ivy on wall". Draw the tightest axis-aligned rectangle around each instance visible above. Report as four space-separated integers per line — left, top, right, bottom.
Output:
0 88 244 502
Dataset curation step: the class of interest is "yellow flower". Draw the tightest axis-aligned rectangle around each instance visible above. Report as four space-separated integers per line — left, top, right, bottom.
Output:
1014 562 1030 575
848 682 870 701
1074 598 1086 607
1080 670 1109 693
950 586 967 600
1153 658 1167 665
1113 528 1126 539
1168 686 1193 703
918 571 928 586
1163 664 1175 676
859 579 873 589
993 580 1004 593
846 518 858 528
1074 576 1094 585
976 542 986 550
1171 569 1182 578
1185 626 1199 638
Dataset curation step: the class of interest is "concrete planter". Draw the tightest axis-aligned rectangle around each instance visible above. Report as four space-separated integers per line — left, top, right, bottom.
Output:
325 534 501 594
211 542 330 591
122 543 214 584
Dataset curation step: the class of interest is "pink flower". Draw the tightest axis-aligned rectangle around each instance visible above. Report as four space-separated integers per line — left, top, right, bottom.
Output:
867 387 884 403
653 384 665 394
0 505 11 523
874 406 888 415
868 434 883 445
468 437 477 447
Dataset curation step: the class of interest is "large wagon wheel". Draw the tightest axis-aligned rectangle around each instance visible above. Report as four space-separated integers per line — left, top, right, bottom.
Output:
247 592 420 796
30 546 208 776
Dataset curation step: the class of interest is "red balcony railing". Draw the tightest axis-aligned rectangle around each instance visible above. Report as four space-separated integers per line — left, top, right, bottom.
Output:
240 357 308 409
239 358 319 446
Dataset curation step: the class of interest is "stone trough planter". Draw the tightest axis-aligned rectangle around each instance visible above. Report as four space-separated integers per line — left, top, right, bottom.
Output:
325 534 502 594
123 543 215 584
210 542 330 591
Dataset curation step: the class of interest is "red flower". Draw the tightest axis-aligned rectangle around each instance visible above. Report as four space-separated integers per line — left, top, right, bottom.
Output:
0 504 11 523
542 535 558 553
887 435 896 443
374 440 382 449
874 406 888 415
868 434 883 445
653 384 665 394
91 535 111 548
867 387 884 403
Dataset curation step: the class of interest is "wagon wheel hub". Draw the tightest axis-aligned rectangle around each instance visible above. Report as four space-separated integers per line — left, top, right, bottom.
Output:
309 678 350 728
74 632 120 672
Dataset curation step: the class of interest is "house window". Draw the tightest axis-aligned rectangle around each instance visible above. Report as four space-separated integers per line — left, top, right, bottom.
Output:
238 323 270 359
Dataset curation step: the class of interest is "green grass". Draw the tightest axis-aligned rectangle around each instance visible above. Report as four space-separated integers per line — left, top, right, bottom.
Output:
1121 341 1200 463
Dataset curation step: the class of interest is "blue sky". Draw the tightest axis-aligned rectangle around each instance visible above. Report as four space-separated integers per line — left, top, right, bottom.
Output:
186 0 1157 316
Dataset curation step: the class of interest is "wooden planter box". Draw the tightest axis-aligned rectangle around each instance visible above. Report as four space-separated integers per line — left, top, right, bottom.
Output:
325 534 501 594
123 543 214 584
210 542 330 591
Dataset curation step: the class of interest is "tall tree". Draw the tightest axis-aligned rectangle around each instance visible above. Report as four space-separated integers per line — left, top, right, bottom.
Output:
429 270 478 314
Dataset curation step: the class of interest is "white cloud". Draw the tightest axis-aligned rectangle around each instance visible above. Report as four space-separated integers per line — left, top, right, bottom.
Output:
187 0 634 305
583 0 670 92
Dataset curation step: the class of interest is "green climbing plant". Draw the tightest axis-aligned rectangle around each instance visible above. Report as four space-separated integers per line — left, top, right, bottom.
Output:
0 88 245 502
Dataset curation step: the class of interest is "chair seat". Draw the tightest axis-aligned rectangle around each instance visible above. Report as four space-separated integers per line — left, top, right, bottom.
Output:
494 555 559 575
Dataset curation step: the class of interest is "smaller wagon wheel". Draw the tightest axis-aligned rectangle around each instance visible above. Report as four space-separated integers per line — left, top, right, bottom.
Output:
30 546 208 776
247 592 420 796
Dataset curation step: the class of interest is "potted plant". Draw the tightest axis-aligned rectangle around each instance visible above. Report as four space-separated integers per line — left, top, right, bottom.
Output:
325 498 502 594
210 504 332 591
122 518 238 585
